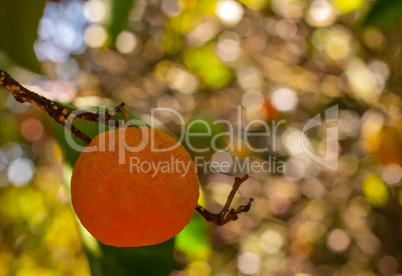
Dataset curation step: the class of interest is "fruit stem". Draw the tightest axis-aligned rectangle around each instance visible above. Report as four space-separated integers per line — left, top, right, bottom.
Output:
196 175 254 226
113 103 131 123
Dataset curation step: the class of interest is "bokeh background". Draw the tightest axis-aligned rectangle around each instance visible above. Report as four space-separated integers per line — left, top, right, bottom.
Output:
0 0 402 275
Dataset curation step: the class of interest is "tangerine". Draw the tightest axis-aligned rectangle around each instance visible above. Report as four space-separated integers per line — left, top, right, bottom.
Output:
71 126 199 247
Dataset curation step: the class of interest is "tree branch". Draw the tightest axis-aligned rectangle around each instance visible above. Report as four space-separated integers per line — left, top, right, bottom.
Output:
0 69 127 145
196 175 254 225
0 69 253 225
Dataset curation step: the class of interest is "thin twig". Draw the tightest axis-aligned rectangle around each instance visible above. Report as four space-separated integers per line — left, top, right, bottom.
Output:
0 69 128 144
196 175 254 226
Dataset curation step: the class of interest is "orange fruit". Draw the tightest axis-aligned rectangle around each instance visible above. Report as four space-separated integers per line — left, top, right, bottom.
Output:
71 127 199 247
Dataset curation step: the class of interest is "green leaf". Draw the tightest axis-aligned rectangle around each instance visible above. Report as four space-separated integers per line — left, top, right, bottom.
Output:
87 240 175 276
175 212 211 260
360 0 402 29
48 105 144 167
51 119 101 167
104 0 136 45
0 0 45 73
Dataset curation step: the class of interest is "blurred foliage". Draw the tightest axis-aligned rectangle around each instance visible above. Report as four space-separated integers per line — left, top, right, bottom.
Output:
175 213 212 260
104 0 136 45
360 0 402 29
334 0 364 14
0 0 45 73
183 44 233 89
1 0 402 275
